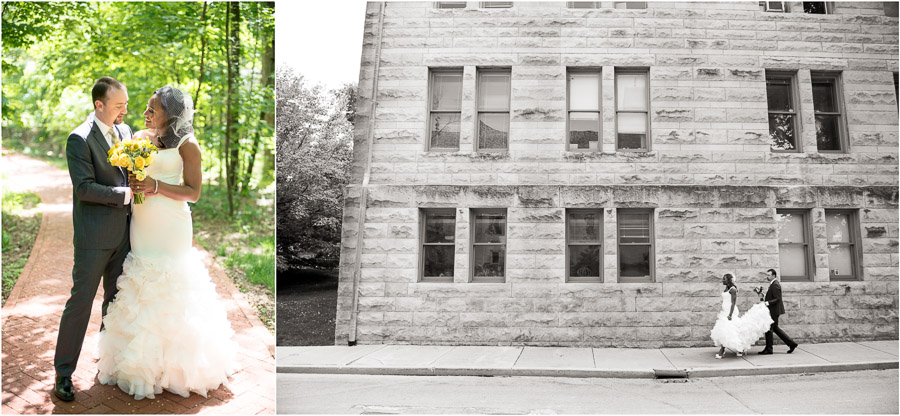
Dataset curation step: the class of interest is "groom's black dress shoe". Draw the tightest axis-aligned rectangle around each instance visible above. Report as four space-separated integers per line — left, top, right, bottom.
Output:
758 350 773 355
54 376 75 402
787 344 798 354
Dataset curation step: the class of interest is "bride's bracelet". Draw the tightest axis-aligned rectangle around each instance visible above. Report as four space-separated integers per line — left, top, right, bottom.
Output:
153 179 159 194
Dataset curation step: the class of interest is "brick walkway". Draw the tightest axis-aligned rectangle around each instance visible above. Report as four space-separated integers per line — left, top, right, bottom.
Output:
1 152 275 414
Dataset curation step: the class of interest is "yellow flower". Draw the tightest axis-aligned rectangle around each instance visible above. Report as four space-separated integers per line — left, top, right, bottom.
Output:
107 148 114 157
135 172 146 181
134 156 146 170
145 155 154 165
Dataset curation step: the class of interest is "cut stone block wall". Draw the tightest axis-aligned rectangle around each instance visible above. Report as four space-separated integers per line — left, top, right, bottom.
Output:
335 1 899 347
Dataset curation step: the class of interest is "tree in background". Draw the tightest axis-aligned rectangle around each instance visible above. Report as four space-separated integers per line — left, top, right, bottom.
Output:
276 68 355 272
1 2 275 200
1 2 277 313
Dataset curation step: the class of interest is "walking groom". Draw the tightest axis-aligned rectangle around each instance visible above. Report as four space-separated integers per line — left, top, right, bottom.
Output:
758 268 799 355
54 77 134 401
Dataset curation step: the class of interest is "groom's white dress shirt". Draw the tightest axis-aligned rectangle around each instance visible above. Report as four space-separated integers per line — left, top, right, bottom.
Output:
93 114 132 205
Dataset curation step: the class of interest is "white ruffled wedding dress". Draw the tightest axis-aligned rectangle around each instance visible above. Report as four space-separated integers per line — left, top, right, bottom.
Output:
98 134 238 400
710 291 774 353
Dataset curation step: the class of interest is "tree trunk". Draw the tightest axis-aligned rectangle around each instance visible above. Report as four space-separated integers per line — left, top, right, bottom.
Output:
224 1 241 215
240 1 275 195
193 1 209 110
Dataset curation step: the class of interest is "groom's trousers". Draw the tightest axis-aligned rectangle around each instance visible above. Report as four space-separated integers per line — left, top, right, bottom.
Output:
54 231 130 377
764 314 797 351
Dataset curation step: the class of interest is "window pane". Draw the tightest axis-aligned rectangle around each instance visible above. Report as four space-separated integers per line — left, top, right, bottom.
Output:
815 114 840 151
827 244 852 277
570 73 600 110
803 1 827 13
474 212 506 244
436 1 467 8
423 245 455 278
432 73 462 111
779 245 808 276
568 211 601 243
812 81 836 112
473 245 505 277
619 212 650 244
570 245 601 278
617 113 647 150
478 73 510 111
766 81 793 112
619 245 650 278
569 112 600 150
430 113 461 148
478 113 509 149
825 212 850 243
617 74 647 111
778 213 805 243
615 1 647 8
425 212 456 243
769 113 797 151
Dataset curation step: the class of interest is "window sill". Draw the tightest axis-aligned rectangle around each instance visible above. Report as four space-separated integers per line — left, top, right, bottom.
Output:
471 277 505 283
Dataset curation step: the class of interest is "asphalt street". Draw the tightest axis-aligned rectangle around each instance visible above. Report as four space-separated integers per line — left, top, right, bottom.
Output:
278 369 898 414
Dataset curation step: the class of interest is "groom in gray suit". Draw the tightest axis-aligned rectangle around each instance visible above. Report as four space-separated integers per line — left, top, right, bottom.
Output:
54 77 134 401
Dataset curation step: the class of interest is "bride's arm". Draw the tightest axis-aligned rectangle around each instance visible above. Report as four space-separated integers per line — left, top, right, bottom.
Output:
134 139 202 203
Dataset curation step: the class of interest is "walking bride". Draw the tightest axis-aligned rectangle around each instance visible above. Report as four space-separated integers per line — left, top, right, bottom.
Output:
97 86 239 399
710 273 773 359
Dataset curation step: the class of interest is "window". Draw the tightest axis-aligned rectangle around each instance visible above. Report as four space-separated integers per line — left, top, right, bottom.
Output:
481 1 512 7
567 70 601 151
766 72 800 152
810 72 846 152
476 69 511 151
886 2 899 17
617 210 653 283
777 210 812 281
615 69 650 151
421 209 456 282
803 1 831 13
428 69 463 151
761 1 787 12
471 209 506 282
567 209 603 282
614 1 647 8
568 2 600 8
825 210 859 281
435 1 467 8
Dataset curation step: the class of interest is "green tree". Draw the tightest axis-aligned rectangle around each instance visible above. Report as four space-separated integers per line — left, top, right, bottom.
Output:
276 68 355 271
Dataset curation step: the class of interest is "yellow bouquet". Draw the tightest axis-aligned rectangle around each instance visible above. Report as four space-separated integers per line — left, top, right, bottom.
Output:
107 138 158 204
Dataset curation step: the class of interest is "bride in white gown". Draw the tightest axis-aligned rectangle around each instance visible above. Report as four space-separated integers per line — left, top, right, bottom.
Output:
97 86 238 400
710 273 773 359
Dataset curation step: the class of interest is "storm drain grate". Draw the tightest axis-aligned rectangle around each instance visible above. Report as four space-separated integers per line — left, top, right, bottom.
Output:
653 369 689 379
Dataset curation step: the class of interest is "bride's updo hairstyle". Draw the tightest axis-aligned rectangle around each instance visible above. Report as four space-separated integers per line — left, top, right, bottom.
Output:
154 86 195 149
723 273 736 290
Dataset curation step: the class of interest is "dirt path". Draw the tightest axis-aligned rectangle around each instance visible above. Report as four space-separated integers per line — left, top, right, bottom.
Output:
1 152 275 414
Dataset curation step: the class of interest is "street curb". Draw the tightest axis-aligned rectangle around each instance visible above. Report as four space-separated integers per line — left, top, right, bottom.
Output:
277 361 898 379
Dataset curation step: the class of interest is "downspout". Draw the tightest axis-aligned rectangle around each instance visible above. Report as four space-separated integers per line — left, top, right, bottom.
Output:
349 1 384 346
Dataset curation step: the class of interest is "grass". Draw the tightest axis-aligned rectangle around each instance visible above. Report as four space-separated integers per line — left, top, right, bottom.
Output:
1 185 42 306
276 268 338 346
191 184 275 334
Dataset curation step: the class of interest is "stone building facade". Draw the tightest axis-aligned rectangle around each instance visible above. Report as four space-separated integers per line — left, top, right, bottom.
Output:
335 1 899 347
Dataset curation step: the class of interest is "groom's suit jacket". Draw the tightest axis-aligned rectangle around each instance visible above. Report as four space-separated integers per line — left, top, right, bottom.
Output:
764 280 786 317
67 119 134 249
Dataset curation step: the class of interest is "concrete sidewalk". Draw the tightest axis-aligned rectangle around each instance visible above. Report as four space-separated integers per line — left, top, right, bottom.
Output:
277 340 898 379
